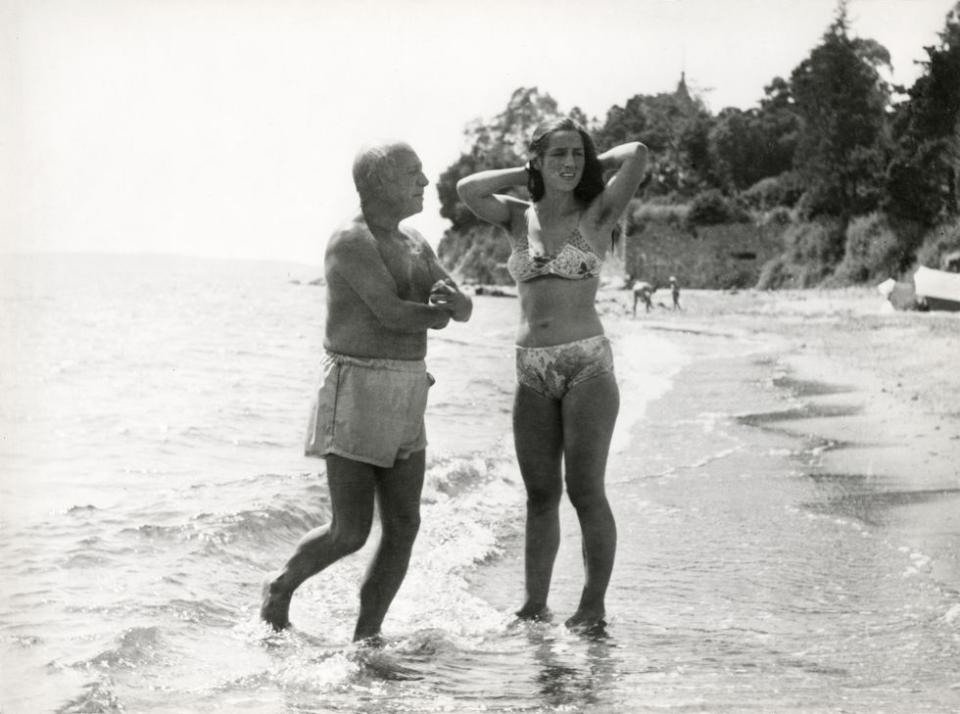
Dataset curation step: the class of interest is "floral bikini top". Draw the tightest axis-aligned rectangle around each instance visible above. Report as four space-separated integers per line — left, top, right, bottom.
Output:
507 209 602 283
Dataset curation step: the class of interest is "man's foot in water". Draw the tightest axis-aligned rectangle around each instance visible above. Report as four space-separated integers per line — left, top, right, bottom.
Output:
354 633 386 650
514 602 553 623
260 574 292 631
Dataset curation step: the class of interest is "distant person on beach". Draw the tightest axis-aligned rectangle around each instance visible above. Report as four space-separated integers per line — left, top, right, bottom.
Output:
260 140 472 642
669 276 681 311
457 117 649 633
632 281 654 315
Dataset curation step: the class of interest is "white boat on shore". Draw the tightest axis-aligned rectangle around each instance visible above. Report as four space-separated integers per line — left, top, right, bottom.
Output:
914 265 960 312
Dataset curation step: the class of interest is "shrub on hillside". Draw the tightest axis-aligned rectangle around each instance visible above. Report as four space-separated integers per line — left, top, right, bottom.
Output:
685 189 749 228
437 229 469 272
742 171 805 211
828 213 911 285
626 201 689 234
686 190 730 226
756 255 792 290
915 216 960 271
437 224 512 285
758 206 793 227
756 219 844 288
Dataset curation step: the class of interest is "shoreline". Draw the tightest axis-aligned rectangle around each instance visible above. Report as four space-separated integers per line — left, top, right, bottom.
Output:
469 286 960 619
621 287 959 485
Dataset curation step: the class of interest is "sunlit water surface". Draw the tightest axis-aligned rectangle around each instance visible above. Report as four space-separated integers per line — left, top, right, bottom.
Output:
1 254 957 713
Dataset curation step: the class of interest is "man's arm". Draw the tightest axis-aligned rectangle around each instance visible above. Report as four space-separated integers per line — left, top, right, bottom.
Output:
416 235 473 323
326 222 450 332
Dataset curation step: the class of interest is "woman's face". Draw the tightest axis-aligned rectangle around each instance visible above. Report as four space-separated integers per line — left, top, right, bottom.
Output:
535 130 584 193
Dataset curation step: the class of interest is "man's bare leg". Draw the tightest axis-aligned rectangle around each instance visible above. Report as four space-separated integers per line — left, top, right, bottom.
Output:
353 450 425 642
260 456 376 630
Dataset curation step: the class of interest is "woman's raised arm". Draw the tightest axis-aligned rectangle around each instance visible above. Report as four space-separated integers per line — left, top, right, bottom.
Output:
456 166 529 227
594 142 649 226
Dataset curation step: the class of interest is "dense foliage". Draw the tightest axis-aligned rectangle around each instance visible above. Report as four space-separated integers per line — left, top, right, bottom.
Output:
884 4 960 229
437 87 567 231
790 4 892 221
436 1 960 288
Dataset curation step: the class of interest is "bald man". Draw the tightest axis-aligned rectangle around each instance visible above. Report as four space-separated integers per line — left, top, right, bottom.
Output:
260 141 471 642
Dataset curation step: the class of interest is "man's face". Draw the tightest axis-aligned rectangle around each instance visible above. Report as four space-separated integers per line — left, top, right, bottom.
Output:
380 148 429 218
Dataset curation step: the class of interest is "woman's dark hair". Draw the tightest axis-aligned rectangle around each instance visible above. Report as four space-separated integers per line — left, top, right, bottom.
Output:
527 117 620 247
526 117 605 204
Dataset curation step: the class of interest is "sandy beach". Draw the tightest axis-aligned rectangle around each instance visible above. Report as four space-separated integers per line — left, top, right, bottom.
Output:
613 286 959 485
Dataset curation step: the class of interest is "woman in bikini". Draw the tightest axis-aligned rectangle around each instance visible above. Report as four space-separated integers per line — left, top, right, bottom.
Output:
457 118 648 631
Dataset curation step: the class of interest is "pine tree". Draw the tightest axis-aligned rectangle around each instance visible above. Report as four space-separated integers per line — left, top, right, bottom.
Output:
790 0 892 229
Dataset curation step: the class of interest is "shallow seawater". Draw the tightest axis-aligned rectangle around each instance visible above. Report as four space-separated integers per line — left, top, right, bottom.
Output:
1 254 958 713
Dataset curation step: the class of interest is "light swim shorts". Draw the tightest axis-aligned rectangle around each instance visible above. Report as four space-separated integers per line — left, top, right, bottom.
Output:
304 351 432 468
515 335 615 401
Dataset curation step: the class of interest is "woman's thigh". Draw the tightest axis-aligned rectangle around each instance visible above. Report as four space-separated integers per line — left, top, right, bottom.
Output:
561 373 620 498
513 384 564 497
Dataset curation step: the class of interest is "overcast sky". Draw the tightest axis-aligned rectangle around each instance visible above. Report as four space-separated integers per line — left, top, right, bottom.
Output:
2 0 954 265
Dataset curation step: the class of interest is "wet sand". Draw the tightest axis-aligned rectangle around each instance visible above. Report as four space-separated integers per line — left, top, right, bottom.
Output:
633 287 959 487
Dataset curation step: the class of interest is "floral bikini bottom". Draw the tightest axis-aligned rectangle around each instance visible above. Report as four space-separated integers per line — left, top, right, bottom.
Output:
515 335 615 401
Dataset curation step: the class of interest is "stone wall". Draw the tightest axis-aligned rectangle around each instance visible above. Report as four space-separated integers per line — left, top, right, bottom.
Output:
623 221 788 289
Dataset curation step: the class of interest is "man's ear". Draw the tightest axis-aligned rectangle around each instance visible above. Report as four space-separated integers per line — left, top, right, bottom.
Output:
372 172 389 190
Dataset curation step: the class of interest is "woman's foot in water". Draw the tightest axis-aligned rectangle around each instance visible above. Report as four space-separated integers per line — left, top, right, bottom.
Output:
260 574 293 631
564 608 607 637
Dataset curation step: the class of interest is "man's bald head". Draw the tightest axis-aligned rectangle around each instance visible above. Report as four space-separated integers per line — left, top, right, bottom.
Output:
352 141 416 199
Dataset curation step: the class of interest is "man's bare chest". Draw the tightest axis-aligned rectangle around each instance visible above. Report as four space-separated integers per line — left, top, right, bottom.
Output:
377 237 434 299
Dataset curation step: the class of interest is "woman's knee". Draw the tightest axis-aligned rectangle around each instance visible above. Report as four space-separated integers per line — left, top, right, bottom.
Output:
526 481 563 513
565 482 608 513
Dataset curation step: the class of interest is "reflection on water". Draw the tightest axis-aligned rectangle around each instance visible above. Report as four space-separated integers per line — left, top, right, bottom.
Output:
3 257 959 713
529 627 617 711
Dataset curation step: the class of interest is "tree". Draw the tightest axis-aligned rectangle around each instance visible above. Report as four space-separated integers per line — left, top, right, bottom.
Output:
709 108 755 191
436 87 564 231
790 0 892 223
884 1 960 227
754 79 802 177
471 86 564 158
594 77 716 197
